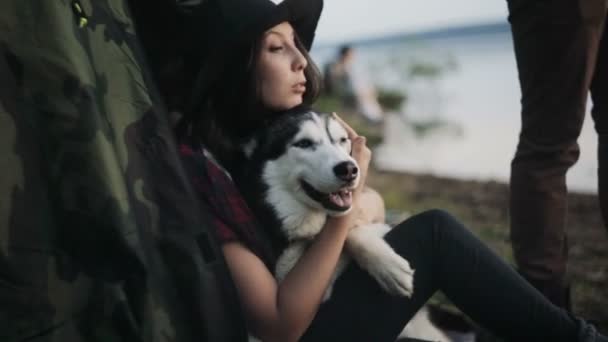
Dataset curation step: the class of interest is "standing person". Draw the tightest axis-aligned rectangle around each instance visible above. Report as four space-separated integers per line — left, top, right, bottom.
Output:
324 45 385 124
324 45 355 98
507 0 608 309
177 0 608 340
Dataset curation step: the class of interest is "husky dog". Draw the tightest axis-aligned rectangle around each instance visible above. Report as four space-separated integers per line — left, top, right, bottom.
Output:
235 108 452 342
233 108 414 300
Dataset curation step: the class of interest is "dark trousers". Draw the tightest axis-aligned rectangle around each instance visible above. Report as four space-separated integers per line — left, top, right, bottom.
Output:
301 210 602 342
507 0 608 307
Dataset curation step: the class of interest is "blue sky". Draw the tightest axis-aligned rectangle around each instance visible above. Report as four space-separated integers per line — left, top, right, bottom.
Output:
315 0 510 44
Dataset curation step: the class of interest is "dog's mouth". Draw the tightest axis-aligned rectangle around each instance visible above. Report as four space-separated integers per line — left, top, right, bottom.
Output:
300 180 353 212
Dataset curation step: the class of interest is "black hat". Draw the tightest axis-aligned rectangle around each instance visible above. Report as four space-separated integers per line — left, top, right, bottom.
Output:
202 0 323 51
179 0 323 58
182 0 323 114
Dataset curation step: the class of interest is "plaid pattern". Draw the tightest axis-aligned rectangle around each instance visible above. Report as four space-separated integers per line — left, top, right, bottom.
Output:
179 143 272 264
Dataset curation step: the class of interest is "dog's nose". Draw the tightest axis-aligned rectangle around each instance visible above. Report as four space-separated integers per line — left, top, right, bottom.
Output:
333 161 358 182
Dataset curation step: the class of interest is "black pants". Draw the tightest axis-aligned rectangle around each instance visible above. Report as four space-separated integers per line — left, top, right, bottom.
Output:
302 210 603 342
507 0 608 307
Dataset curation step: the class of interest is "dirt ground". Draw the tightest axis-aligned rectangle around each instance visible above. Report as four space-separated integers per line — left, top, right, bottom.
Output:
367 167 608 336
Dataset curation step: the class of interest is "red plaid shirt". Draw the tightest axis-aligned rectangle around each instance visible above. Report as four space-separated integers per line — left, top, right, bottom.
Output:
179 143 273 265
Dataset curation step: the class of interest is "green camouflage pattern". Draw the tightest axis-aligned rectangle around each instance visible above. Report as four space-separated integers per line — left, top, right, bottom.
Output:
0 1 246 341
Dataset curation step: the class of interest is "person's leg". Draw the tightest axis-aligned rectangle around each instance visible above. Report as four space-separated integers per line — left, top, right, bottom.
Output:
301 210 601 342
507 0 607 308
590 13 608 231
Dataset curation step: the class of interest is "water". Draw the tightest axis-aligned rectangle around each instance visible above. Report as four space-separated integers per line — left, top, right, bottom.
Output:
312 23 598 194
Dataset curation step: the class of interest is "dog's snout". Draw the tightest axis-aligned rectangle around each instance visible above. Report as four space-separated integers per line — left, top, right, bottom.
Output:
333 161 358 182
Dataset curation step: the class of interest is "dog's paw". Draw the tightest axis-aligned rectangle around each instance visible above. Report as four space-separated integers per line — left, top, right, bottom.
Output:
368 252 415 298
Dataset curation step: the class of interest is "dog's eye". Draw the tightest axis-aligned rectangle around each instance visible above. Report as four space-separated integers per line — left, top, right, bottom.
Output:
339 137 348 144
293 139 314 149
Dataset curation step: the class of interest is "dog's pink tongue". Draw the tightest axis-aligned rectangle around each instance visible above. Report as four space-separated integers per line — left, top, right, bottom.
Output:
329 190 353 207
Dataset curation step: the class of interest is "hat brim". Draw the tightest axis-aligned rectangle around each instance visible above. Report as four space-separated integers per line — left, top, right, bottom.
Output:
231 0 322 54
263 0 323 51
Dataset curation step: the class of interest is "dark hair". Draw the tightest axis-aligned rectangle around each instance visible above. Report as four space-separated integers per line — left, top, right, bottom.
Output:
178 31 322 169
339 45 352 59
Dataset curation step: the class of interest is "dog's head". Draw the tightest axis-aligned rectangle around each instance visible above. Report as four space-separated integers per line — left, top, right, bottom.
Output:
242 108 359 216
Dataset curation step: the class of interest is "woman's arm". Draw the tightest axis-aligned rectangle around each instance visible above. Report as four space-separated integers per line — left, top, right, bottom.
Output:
222 214 351 342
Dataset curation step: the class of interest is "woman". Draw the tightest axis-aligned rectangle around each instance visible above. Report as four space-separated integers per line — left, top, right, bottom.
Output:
177 0 607 341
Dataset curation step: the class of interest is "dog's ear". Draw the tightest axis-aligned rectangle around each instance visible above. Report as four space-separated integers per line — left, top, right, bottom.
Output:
326 113 353 155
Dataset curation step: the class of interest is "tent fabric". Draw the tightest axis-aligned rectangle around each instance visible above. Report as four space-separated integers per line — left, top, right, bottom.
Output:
0 1 246 341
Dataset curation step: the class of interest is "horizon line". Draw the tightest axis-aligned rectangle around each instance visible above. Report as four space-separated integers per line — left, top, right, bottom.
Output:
314 19 510 48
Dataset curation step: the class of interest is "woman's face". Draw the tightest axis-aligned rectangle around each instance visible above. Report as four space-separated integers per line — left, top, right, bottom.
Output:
256 22 308 111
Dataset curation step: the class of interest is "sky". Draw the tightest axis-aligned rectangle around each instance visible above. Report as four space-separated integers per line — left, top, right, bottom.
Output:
314 0 510 44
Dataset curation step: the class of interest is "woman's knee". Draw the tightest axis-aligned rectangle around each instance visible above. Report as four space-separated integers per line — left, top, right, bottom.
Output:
385 209 468 273
391 209 465 241
415 208 460 229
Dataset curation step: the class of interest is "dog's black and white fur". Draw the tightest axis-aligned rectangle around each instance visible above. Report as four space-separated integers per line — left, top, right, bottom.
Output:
233 108 414 299
233 108 450 341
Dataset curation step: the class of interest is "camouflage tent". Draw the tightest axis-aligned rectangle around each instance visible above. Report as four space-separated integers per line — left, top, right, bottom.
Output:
0 1 246 341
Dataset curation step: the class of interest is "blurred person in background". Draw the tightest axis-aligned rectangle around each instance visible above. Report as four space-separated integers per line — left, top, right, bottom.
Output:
507 0 608 310
324 45 385 124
